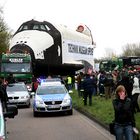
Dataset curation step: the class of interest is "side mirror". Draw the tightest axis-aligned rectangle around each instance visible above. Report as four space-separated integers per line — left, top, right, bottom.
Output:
4 105 18 118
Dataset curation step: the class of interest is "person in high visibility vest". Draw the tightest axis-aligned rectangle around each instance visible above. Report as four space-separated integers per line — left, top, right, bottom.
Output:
67 75 73 93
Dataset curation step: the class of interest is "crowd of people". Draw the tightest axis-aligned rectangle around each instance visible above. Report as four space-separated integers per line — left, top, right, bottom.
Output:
75 67 140 102
74 66 140 140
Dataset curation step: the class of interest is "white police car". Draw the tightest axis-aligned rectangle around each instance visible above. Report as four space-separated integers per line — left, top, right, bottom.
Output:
33 83 73 117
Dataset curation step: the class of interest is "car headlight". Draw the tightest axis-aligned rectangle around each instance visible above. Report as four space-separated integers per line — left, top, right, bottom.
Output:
21 95 29 99
35 95 44 105
35 100 44 105
62 94 71 105
62 99 71 104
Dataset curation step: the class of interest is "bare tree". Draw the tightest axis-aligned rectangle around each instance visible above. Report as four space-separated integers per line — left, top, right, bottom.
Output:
122 43 140 56
104 47 117 59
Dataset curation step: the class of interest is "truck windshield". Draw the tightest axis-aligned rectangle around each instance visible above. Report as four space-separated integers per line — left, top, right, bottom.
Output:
1 63 31 73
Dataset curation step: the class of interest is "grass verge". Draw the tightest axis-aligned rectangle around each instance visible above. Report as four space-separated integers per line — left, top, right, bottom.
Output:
71 89 140 132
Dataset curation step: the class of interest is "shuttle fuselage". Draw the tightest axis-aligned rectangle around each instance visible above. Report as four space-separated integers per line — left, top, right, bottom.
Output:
10 20 95 76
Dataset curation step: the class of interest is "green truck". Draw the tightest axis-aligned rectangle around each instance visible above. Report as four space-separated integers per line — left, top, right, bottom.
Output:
0 53 32 83
99 56 140 72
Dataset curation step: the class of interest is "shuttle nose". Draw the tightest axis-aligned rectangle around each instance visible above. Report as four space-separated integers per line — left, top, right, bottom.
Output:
10 44 35 60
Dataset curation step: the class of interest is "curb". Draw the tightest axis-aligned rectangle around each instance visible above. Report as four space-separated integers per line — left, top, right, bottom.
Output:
74 106 110 131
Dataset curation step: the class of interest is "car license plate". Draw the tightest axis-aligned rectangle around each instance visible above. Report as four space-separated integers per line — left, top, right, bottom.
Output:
9 99 18 102
48 105 60 108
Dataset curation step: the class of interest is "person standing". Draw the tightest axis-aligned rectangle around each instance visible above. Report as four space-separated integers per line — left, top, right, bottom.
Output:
98 71 106 96
6 74 16 84
66 75 73 93
104 72 114 99
0 78 8 112
132 74 140 95
112 85 136 140
76 72 84 97
82 74 95 106
32 79 39 92
117 74 133 99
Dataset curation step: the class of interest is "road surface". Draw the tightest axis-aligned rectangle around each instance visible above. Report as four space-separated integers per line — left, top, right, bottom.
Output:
6 107 115 140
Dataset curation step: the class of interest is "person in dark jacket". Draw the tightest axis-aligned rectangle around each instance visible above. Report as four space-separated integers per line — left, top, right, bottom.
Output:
113 85 136 140
117 75 133 99
6 74 16 84
0 78 8 112
98 72 106 96
82 74 95 106
104 72 114 99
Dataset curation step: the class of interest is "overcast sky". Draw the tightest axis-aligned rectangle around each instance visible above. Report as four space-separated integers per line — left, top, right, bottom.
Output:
1 0 140 59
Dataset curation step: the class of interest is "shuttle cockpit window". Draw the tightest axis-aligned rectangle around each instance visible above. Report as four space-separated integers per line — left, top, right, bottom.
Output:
23 25 28 30
15 22 51 35
40 25 46 31
18 25 28 32
33 25 39 30
45 25 51 31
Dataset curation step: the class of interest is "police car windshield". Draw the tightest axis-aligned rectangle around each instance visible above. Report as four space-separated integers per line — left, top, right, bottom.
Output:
37 86 66 95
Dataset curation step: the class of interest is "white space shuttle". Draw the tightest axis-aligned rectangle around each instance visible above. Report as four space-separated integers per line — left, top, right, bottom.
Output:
9 19 95 76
